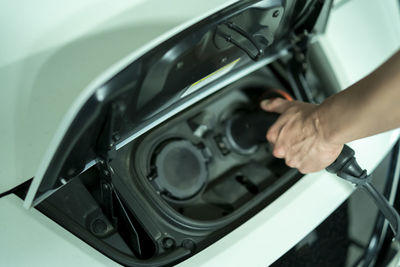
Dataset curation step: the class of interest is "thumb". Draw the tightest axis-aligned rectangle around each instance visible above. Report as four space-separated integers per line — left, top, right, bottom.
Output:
260 98 290 114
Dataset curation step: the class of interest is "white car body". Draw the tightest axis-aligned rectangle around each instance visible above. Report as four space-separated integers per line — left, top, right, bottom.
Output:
1 0 400 266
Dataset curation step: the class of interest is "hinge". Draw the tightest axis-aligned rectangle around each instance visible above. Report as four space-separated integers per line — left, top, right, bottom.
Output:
95 102 125 222
216 21 265 61
96 102 125 163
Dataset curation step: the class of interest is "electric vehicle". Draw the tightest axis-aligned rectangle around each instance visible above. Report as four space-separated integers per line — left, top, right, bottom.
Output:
1 0 400 266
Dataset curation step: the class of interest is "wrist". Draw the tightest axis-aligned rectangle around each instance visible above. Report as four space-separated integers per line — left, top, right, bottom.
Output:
313 103 342 145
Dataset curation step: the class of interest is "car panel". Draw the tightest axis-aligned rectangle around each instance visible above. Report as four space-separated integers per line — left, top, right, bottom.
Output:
1 131 397 267
0 0 238 193
318 0 400 89
1 0 399 266
19 2 320 265
14 1 340 265
22 0 298 208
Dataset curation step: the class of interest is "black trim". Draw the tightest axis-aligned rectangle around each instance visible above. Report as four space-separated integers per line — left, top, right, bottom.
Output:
0 178 32 199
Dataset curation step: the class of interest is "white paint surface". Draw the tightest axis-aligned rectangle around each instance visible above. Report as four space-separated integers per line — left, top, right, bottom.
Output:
1 0 400 266
0 0 238 192
319 0 400 89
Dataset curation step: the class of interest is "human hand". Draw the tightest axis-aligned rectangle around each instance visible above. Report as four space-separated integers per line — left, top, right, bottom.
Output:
260 98 343 173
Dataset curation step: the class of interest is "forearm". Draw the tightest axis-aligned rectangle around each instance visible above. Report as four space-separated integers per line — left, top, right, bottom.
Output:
261 50 400 173
318 50 400 144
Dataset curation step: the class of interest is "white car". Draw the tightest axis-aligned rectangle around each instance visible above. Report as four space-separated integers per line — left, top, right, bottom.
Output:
1 0 400 266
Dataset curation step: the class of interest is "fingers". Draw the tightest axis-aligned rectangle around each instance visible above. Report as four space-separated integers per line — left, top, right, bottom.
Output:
260 98 291 114
266 108 295 147
266 116 287 146
262 98 293 145
271 124 289 158
259 98 338 174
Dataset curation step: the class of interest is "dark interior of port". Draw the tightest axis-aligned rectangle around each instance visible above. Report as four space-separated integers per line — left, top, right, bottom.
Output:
130 69 297 221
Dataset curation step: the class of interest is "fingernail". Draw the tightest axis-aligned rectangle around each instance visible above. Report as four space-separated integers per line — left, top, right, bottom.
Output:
260 99 271 107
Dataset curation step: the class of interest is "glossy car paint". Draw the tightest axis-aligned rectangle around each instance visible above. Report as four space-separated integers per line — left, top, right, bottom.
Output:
0 0 238 193
0 0 399 266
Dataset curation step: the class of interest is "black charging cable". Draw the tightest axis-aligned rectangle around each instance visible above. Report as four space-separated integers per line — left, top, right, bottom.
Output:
327 145 400 243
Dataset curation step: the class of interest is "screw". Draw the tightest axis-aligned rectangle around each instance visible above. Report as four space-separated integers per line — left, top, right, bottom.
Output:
91 219 107 235
162 237 175 249
273 10 280 17
182 239 196 252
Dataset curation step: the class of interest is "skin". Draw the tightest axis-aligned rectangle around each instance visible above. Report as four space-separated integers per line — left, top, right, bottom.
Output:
260 50 400 174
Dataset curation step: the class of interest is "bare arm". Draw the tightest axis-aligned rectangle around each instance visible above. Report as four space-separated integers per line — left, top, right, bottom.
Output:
261 50 400 173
